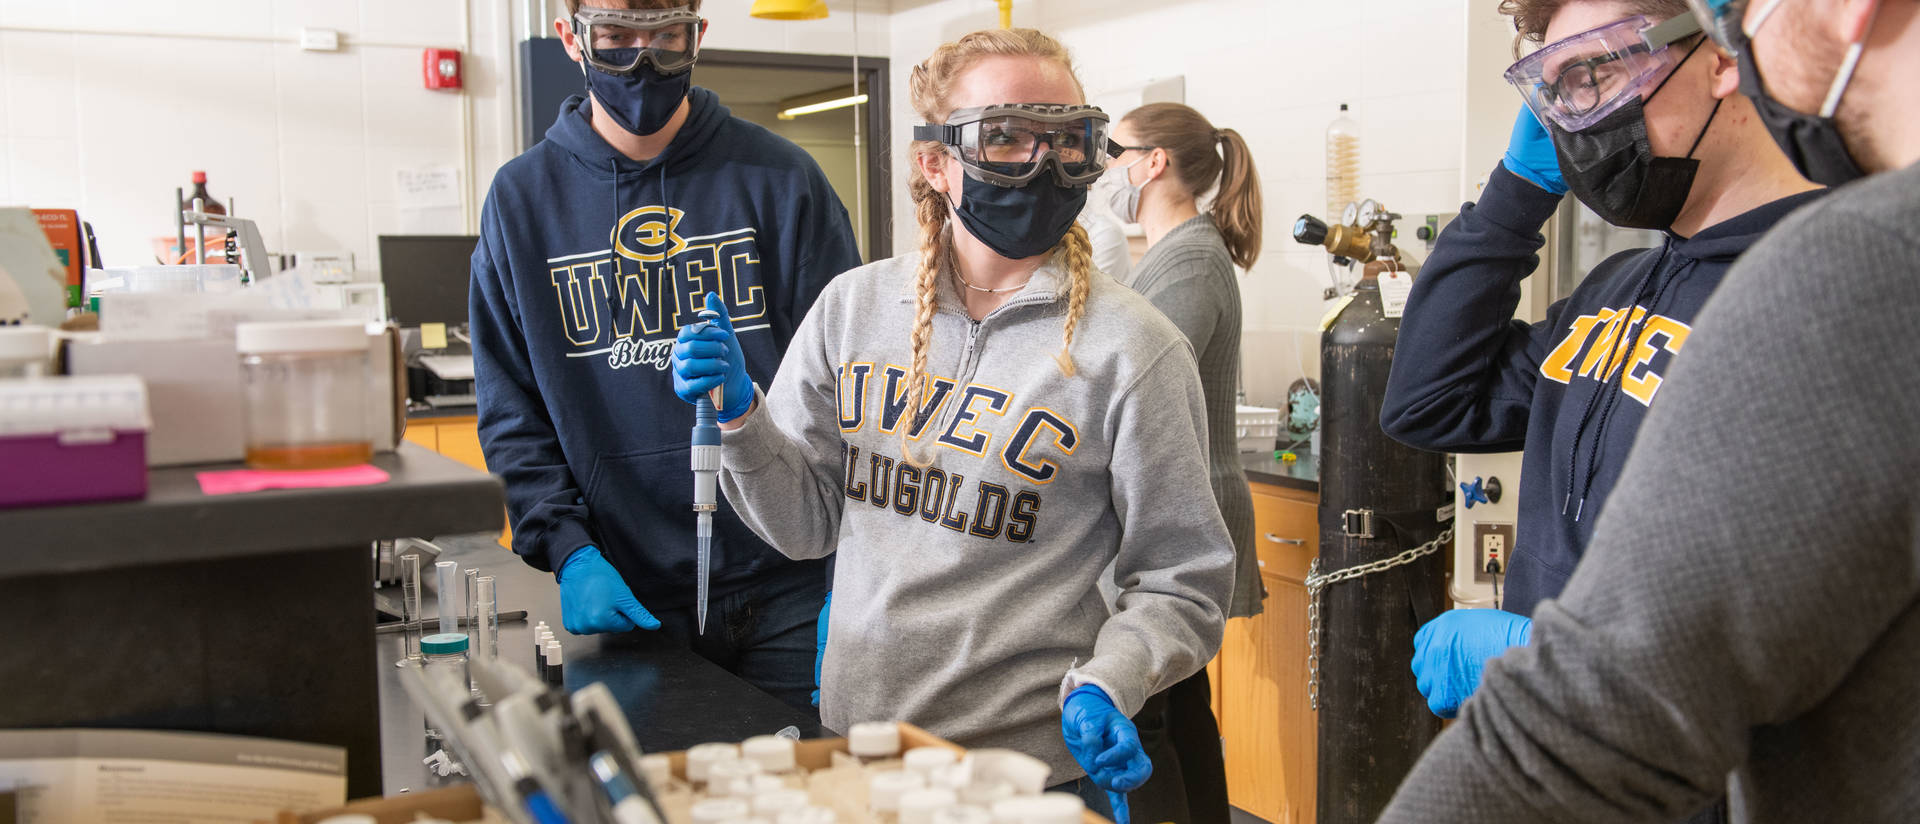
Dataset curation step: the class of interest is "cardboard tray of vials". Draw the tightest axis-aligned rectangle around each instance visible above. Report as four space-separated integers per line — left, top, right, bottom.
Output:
274 723 1112 824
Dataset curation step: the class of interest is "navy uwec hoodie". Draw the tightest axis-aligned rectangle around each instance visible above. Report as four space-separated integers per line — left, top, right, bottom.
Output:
470 90 861 607
1380 163 1821 617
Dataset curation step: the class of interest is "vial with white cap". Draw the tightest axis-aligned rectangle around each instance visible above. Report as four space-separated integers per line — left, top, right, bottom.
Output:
751 788 812 817
869 770 927 822
848 721 903 764
903 747 958 778
544 641 564 686
707 759 765 797
690 798 753 824
931 806 992 824
990 793 1083 824
638 753 674 790
898 787 960 824
686 742 743 785
742 734 799 774
775 806 839 824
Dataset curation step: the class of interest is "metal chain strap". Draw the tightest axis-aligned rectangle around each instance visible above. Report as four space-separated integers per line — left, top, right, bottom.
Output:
1305 525 1453 710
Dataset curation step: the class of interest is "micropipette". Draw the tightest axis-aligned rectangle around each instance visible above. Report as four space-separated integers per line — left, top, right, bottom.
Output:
689 305 725 635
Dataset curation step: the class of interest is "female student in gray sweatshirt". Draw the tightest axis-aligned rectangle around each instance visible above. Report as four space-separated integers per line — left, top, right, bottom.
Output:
1096 102 1266 824
670 28 1234 822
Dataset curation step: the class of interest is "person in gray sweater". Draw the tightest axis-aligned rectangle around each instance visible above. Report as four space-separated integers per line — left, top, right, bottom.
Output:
672 29 1233 821
1380 0 1920 820
1093 102 1267 824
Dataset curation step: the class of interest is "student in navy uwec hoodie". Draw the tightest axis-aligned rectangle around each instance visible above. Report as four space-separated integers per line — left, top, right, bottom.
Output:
1380 3 1822 766
470 0 860 714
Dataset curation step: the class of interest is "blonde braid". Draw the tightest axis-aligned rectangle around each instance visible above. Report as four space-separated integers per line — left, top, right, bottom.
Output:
1052 223 1094 378
900 172 949 467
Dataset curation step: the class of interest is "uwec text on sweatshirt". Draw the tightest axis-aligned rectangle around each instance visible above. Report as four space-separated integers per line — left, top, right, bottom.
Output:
471 90 861 605
718 254 1234 780
1380 163 1822 615
1378 157 1920 824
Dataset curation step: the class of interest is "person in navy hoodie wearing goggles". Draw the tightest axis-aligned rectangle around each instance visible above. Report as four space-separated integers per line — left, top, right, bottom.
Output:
469 0 861 714
1378 1 1825 798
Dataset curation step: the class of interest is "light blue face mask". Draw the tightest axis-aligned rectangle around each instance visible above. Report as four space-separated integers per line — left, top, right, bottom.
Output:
1098 157 1147 223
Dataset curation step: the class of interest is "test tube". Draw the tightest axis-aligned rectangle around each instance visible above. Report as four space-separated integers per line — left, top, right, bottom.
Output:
476 575 498 662
401 553 424 662
464 568 479 621
435 561 458 635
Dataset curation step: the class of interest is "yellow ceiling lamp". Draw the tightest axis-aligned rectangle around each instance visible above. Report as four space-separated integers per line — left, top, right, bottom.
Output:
749 0 829 20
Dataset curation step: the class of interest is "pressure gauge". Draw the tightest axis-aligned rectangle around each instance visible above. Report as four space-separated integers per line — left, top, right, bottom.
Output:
1341 202 1360 226
1357 199 1382 225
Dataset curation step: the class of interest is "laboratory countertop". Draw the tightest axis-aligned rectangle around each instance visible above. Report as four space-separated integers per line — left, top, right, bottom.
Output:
376 534 824 794
0 444 504 580
406 405 479 421
1241 445 1319 493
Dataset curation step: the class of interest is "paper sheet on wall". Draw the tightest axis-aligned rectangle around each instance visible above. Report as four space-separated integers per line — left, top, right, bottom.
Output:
394 164 464 234
0 728 345 824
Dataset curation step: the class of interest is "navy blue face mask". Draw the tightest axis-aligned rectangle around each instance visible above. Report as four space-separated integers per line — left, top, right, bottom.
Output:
948 168 1088 260
582 48 691 137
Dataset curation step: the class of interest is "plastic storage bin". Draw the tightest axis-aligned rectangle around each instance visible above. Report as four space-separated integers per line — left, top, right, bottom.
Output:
1235 404 1281 453
236 320 372 471
0 375 150 508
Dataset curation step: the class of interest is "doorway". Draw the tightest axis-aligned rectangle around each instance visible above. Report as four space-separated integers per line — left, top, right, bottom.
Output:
699 50 891 263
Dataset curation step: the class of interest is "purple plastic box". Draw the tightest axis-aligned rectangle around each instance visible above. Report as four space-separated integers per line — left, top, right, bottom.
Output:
0 430 149 508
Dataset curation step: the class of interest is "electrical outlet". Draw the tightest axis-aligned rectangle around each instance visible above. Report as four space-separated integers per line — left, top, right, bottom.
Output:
1473 522 1516 582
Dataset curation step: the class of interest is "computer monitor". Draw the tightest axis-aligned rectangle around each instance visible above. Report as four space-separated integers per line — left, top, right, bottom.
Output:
377 234 478 327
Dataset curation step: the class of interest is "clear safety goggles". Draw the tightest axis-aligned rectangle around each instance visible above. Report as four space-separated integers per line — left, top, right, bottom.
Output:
1504 14 1705 132
913 104 1124 187
1686 0 1770 56
571 6 703 75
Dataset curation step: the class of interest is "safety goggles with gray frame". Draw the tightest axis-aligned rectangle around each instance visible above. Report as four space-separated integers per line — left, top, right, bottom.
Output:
571 5 704 75
915 104 1125 188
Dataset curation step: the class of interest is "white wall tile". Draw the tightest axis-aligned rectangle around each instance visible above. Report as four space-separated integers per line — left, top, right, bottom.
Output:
7 136 75 206
271 0 362 39
274 48 366 148
359 47 465 148
3 58 74 138
0 0 75 29
359 0 465 48
280 141 368 255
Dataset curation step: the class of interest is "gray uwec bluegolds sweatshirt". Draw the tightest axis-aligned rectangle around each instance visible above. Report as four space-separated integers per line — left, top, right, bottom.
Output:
718 253 1235 781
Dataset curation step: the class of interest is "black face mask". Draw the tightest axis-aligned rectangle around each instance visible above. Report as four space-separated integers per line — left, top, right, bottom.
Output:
949 169 1087 260
1737 47 1867 186
583 51 691 137
1549 94 1721 230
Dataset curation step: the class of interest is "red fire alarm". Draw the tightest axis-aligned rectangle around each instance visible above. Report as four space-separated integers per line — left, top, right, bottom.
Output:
423 48 462 90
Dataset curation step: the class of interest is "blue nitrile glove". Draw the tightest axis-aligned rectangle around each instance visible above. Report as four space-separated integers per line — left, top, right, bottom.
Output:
1411 608 1534 718
672 292 754 422
1061 685 1151 824
557 546 662 635
1501 106 1567 196
811 592 831 707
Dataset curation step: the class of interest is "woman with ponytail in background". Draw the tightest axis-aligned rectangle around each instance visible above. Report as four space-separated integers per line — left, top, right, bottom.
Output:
1096 104 1264 824
670 28 1233 823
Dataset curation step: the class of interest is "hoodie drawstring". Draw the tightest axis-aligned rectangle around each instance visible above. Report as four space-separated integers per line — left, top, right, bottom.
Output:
1562 241 1672 522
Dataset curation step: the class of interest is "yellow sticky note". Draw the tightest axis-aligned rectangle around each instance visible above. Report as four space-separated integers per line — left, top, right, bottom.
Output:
420 322 448 349
1319 295 1356 331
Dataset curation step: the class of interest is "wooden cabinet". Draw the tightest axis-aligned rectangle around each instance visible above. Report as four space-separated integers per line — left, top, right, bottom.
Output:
1215 482 1318 824
405 414 510 548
